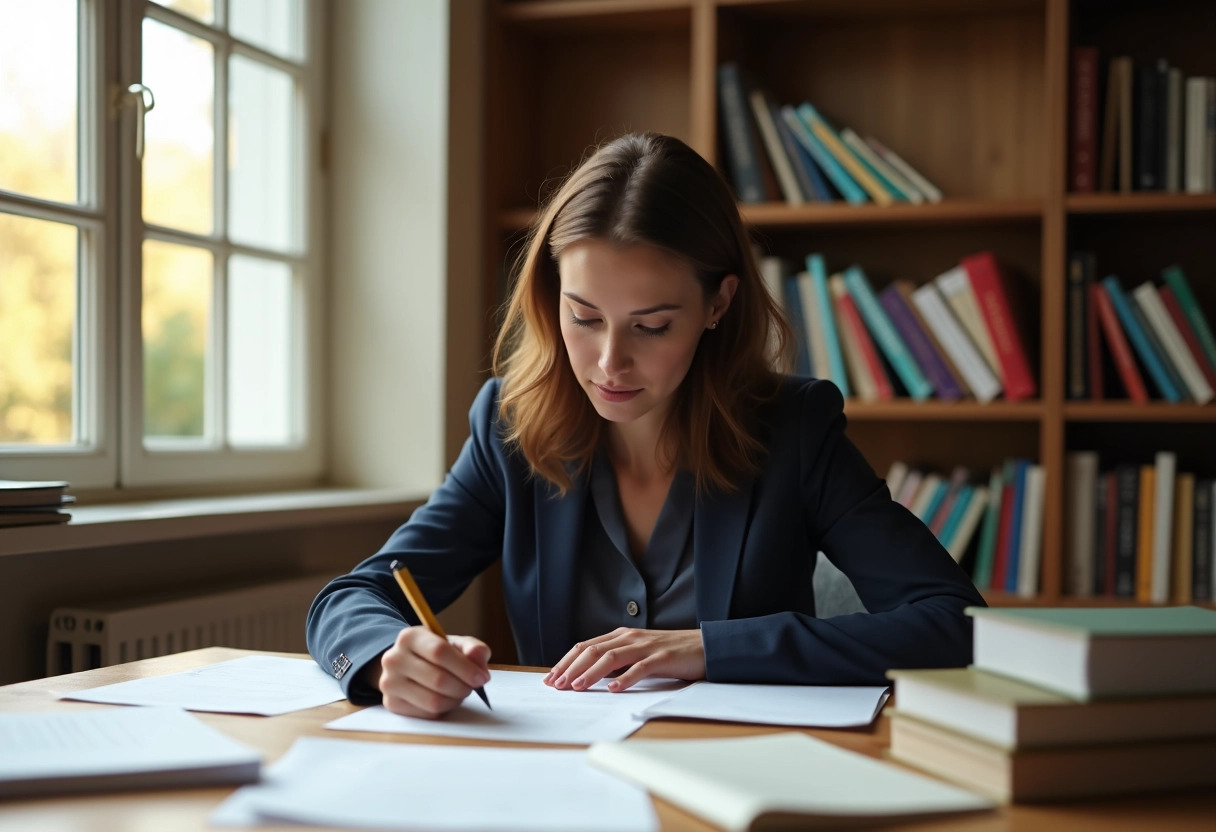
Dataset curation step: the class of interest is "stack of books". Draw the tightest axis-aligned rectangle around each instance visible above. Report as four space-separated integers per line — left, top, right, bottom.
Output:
759 251 1036 403
887 606 1216 802
0 480 73 528
1066 259 1216 404
718 63 943 206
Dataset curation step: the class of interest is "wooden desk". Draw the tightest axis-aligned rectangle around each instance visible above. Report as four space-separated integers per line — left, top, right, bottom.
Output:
1 648 1212 832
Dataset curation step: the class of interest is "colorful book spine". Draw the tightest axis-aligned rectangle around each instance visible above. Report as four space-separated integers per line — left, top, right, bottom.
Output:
1003 460 1030 594
797 271 829 380
1101 276 1182 402
989 459 1019 591
878 285 963 401
937 485 974 546
1070 46 1099 192
960 252 1037 401
1150 452 1177 604
1066 252 1093 399
809 255 849 397
771 103 823 202
831 274 892 400
1065 450 1099 597
749 89 804 205
1160 286 1216 391
1135 464 1157 602
1016 464 1046 599
1173 473 1195 604
936 266 1001 379
917 479 950 526
843 267 933 400
1087 280 1105 400
716 64 767 203
779 106 867 205
1134 282 1215 403
946 485 989 563
910 279 1001 403
863 136 943 202
1162 265 1216 371
930 467 971 537
839 128 921 203
1092 282 1149 402
797 102 895 205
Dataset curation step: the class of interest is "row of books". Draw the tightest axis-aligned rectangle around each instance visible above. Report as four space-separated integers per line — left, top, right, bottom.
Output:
0 479 73 528
1072 49 1216 193
889 606 1216 802
1066 451 1215 605
760 251 1036 402
890 459 1045 599
718 63 943 206
1067 258 1216 404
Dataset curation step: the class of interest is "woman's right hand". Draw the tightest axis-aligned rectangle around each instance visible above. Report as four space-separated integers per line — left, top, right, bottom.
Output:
368 628 491 719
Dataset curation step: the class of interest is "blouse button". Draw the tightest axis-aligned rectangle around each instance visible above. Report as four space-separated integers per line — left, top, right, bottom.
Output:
626 600 640 617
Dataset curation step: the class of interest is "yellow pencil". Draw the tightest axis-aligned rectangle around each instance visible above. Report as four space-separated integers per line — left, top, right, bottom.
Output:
390 560 491 709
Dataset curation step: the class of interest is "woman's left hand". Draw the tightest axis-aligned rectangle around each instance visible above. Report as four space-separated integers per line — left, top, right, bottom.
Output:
543 627 706 692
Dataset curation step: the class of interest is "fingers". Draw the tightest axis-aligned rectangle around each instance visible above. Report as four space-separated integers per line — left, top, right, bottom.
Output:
449 634 492 671
378 628 491 719
545 628 642 691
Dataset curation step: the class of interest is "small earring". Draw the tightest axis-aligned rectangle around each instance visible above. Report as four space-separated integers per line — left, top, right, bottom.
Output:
708 320 718 330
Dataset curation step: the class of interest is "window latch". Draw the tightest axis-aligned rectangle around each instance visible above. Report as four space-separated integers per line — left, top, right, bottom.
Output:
109 83 156 160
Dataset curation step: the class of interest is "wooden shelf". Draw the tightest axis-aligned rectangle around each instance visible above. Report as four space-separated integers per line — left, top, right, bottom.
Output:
500 0 691 26
980 592 1214 608
1066 193 1216 215
1064 402 1216 422
844 400 1044 421
742 199 1043 228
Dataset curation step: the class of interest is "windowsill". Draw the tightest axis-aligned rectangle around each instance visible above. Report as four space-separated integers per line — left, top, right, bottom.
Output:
0 488 427 558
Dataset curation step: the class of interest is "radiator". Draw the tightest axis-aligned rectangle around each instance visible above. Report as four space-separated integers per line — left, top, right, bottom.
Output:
46 574 332 675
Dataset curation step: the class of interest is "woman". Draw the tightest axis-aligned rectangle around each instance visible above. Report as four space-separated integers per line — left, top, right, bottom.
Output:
307 133 985 719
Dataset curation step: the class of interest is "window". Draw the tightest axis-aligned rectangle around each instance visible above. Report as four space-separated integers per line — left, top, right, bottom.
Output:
0 0 324 490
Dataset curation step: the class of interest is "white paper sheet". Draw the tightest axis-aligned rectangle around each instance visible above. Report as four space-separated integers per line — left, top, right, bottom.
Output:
62 656 344 716
326 670 686 744
0 707 261 795
636 682 890 727
211 736 658 832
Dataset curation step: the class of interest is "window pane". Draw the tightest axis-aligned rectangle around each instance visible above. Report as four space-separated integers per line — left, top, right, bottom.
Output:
0 214 76 444
154 0 214 24
143 240 211 440
142 18 214 235
229 56 296 252
228 256 294 446
230 0 305 62
0 0 77 204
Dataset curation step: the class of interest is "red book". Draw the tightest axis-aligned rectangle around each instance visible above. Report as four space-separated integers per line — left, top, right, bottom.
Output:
1102 471 1119 597
1071 47 1100 192
961 252 1037 401
990 474 1017 591
835 286 895 401
1087 282 1104 400
1093 283 1150 402
1160 285 1216 391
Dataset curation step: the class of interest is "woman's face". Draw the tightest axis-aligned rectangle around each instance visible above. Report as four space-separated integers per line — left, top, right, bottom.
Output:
557 238 735 429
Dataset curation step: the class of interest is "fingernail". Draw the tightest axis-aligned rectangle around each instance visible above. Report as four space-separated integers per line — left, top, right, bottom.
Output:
608 680 620 691
478 672 490 686
543 671 553 683
572 677 585 690
555 675 567 688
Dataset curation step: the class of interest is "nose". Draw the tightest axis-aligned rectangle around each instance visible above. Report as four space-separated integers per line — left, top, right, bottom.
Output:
598 329 632 379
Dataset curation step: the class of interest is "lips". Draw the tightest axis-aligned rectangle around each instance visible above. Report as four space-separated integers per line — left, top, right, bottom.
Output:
594 383 642 402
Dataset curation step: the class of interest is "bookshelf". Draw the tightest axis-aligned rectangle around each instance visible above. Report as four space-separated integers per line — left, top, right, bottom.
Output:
481 0 1215 655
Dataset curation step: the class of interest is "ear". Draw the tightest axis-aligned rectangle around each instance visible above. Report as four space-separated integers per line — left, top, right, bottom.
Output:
711 274 739 321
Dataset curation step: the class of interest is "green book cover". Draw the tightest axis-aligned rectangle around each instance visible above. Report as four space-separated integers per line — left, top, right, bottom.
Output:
1162 264 1216 371
971 463 1008 588
965 605 1216 637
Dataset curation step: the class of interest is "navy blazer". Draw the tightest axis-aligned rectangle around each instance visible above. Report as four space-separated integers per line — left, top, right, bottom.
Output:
307 376 986 702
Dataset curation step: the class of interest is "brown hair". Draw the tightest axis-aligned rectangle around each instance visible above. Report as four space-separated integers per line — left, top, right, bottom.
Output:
492 133 792 495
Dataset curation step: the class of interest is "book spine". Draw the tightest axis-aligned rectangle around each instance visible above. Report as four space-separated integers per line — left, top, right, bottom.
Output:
1162 264 1216 371
799 102 895 205
780 112 836 201
1173 473 1195 604
1071 46 1099 192
780 106 867 205
1101 470 1120 596
864 136 943 202
1129 290 1190 400
1135 62 1160 190
1101 276 1182 402
783 277 813 377
1166 67 1184 192
935 266 1001 378
1133 282 1215 403
840 128 921 203
910 281 1002 402
1136 465 1157 602
1118 56 1133 193
1207 80 1216 191
1099 57 1122 192
1156 61 1171 190
1087 275 1105 400
749 89 804 205
1093 470 1110 596
1066 252 1090 399
1017 464 1046 599
797 271 829 380
938 485 974 548
1194 479 1213 602
1114 464 1141 599
879 286 963 401
1066 451 1099 597
844 266 933 400
716 64 767 203
1004 460 1030 594
809 255 849 397
961 252 1037 400
1185 78 1208 193
972 465 1005 588
948 485 989 562
989 460 1019 591
1093 282 1149 402
833 275 892 400
1150 451 1177 603
771 104 821 202
1160 286 1216 391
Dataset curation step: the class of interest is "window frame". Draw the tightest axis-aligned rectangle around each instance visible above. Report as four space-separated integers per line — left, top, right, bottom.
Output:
0 0 327 491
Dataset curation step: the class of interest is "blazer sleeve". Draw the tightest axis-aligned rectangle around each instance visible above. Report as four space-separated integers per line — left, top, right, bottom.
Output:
306 379 509 702
701 379 987 685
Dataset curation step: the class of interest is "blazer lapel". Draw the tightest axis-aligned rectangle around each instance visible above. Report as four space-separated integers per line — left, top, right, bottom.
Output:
693 476 756 623
534 475 587 663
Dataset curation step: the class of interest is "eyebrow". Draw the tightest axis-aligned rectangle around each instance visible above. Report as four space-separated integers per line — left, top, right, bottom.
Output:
561 292 682 316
